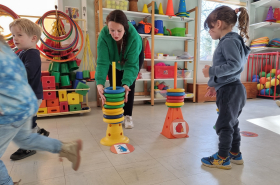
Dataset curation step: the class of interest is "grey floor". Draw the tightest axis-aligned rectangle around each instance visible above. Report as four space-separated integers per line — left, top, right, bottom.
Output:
2 99 280 185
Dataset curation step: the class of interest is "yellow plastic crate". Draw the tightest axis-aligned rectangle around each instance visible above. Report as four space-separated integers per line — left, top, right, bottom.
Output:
58 90 67 102
37 107 48 114
68 93 80 105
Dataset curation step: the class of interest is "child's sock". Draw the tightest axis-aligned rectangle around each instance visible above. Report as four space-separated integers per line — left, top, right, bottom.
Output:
218 155 227 159
230 151 239 155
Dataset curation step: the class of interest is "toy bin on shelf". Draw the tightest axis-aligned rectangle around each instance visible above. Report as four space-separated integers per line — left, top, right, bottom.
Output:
171 28 186 37
154 66 174 79
104 0 128 10
177 70 192 78
154 89 167 98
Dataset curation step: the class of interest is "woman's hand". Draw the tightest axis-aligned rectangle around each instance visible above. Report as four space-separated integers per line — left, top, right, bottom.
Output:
205 86 216 98
202 65 211 78
97 84 106 105
123 85 131 103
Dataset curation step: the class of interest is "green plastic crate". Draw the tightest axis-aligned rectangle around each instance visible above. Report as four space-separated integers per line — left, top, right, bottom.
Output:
69 104 81 111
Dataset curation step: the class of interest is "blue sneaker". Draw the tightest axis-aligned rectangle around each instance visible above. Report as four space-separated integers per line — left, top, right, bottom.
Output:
229 152 244 165
201 152 232 170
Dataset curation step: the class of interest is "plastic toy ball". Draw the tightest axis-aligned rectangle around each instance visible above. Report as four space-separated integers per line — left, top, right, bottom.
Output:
257 84 264 90
252 78 259 83
271 79 280 86
259 77 267 84
259 71 266 77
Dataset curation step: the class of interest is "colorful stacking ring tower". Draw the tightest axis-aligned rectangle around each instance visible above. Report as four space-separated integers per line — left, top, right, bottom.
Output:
161 62 189 139
100 62 129 146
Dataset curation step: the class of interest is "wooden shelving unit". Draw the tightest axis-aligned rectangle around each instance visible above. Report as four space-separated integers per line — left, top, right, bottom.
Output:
94 0 198 106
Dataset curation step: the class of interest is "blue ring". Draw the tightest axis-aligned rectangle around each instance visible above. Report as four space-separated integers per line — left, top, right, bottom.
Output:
166 92 186 96
104 86 125 94
103 114 124 119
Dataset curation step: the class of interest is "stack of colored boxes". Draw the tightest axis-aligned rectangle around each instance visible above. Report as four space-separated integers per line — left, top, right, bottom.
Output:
104 0 128 10
37 71 89 115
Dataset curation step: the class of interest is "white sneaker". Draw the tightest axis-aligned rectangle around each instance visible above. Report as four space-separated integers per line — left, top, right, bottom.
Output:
124 116 134 129
276 100 280 107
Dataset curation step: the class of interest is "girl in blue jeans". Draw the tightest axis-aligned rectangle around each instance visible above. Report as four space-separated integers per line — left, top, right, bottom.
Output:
0 28 82 185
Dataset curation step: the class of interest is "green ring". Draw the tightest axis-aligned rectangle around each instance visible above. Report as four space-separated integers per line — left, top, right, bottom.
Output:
167 106 182 108
104 104 125 109
104 92 125 98
106 97 124 102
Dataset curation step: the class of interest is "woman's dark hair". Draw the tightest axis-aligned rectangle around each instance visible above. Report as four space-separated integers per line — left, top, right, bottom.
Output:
106 10 129 64
204 6 249 41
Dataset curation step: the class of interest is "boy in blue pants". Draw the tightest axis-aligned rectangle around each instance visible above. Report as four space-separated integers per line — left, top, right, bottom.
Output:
0 26 82 185
9 18 50 160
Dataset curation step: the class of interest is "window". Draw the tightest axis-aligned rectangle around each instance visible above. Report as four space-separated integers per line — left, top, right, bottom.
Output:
200 0 239 60
0 0 57 35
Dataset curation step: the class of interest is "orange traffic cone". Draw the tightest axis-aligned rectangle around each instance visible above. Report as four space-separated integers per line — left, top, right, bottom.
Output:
161 108 189 139
144 40 151 59
166 0 175 16
275 8 280 23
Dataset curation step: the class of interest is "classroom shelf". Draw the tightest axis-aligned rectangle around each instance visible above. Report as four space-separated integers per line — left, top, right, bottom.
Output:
144 58 194 62
100 8 194 23
251 47 280 53
251 0 280 8
250 22 280 30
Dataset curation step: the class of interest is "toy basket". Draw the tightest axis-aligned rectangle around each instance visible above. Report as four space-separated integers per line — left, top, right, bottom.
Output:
171 28 186 37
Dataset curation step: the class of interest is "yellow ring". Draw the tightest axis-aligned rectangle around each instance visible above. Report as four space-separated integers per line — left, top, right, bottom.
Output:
167 88 185 93
102 107 123 114
165 102 184 106
103 116 124 123
104 109 124 116
105 101 125 106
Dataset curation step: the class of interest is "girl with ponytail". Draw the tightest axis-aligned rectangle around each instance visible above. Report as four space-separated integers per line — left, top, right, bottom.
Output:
95 10 144 129
201 6 251 170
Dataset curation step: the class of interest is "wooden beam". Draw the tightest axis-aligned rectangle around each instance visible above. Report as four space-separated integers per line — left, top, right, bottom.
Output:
193 7 198 103
151 1 155 106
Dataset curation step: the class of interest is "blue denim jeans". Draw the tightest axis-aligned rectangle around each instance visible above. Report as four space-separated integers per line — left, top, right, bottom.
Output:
0 116 62 185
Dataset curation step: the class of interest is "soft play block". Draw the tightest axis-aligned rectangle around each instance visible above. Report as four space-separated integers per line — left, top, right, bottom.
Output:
41 71 50 77
69 104 81 111
43 91 56 100
73 79 85 89
79 94 83 103
37 107 47 114
42 76 55 89
60 101 69 112
46 98 59 107
58 90 67 102
75 82 89 96
67 93 79 105
39 99 46 108
47 106 60 114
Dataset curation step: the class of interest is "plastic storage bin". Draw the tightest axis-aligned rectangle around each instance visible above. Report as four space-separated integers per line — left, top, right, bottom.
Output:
171 28 186 37
177 70 192 78
154 66 174 79
154 89 167 98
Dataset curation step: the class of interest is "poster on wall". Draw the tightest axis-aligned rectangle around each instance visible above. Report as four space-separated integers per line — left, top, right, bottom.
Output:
65 6 79 23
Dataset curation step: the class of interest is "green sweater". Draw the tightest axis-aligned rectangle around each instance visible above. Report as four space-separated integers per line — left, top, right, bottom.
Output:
95 22 142 87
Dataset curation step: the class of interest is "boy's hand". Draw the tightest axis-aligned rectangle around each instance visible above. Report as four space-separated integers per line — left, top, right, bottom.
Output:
205 86 216 98
123 85 131 103
202 65 211 77
97 84 106 105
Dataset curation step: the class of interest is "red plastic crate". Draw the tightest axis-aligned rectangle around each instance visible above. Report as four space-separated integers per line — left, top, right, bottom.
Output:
42 76 55 89
46 98 59 107
60 101 69 112
39 99 46 108
154 66 174 79
43 90 56 100
41 71 50 77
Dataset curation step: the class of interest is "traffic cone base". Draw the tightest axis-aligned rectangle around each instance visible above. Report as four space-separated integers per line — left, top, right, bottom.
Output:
161 108 188 139
100 123 129 146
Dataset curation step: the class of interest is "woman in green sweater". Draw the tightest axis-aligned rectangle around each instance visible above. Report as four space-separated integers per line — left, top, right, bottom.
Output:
95 10 144 129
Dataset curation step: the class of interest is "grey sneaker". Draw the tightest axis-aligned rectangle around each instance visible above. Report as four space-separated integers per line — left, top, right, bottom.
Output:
125 116 134 129
59 139 82 171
